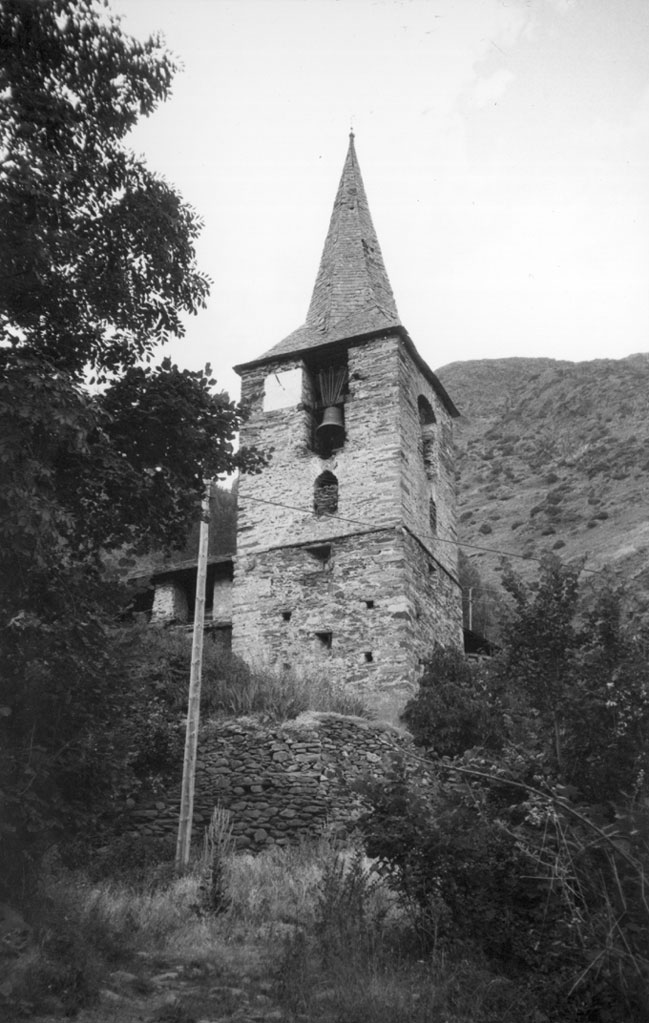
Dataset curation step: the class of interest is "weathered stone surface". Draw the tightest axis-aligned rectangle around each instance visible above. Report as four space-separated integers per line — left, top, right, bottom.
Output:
232 334 462 722
151 580 188 623
125 713 412 852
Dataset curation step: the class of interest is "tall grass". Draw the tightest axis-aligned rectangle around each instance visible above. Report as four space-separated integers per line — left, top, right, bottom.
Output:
203 652 370 721
120 622 369 721
5 835 544 1021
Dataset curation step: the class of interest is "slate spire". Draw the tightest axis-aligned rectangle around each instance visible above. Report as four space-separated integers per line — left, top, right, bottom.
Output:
244 134 402 364
305 131 401 339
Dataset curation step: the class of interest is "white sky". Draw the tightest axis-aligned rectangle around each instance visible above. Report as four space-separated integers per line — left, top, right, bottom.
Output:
114 0 649 401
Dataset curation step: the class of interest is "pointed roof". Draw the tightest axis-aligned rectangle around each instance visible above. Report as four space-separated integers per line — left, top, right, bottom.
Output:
305 131 400 336
245 133 402 363
233 136 459 417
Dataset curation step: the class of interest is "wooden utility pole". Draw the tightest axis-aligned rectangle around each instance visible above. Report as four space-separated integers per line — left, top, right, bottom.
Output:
175 485 211 872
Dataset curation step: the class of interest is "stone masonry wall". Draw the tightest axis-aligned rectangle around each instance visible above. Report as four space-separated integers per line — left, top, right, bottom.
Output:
232 331 462 719
401 528 464 665
151 580 188 623
126 713 410 852
235 336 404 554
234 530 410 683
397 342 459 581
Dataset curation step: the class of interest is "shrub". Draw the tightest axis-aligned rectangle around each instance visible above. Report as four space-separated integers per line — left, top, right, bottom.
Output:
401 648 505 756
357 564 649 1021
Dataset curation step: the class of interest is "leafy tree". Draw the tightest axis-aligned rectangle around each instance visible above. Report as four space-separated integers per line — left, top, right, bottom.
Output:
0 0 262 890
1 0 209 376
500 555 582 772
401 646 506 757
358 559 649 1020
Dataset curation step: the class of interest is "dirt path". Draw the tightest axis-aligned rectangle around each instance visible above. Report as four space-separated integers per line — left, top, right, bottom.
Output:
17 943 310 1023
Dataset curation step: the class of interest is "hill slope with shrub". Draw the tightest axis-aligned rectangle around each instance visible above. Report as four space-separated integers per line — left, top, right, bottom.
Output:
437 353 649 627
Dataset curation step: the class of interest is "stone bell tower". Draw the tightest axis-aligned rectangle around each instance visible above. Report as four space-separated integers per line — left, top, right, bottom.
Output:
231 133 462 719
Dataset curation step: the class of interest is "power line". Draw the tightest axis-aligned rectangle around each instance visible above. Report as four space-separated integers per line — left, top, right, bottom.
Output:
239 493 603 576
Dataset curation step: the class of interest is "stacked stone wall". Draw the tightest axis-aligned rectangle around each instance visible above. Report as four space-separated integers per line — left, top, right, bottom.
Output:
126 713 410 851
234 531 409 676
232 331 462 718
401 529 464 663
397 341 459 581
235 336 404 555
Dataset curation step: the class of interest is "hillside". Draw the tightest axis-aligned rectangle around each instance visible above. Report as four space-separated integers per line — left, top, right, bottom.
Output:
437 354 649 630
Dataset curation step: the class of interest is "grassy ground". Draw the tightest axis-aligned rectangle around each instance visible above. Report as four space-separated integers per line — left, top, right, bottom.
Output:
2 833 537 1023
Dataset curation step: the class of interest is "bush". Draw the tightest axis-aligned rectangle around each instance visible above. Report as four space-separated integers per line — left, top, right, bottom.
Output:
401 647 505 756
356 563 649 1021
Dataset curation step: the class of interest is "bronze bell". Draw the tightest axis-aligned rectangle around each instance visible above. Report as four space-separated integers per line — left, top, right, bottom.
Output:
316 405 345 448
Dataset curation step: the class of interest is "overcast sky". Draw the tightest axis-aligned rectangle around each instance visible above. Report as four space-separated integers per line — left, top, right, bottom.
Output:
113 0 649 401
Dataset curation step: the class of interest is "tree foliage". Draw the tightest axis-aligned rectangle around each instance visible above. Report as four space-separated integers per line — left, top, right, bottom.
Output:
0 0 263 891
1 0 210 376
359 558 649 1021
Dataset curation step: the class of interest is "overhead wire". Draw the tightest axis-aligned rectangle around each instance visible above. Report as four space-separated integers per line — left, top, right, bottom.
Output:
239 493 604 576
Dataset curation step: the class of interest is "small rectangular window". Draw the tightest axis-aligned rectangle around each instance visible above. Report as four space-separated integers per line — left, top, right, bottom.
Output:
315 631 332 649
364 651 374 663
306 544 331 565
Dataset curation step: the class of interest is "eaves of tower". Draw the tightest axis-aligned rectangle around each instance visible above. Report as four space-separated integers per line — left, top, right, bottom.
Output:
233 325 459 419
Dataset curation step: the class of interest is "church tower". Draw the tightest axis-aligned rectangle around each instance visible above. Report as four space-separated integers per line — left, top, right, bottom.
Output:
232 134 462 719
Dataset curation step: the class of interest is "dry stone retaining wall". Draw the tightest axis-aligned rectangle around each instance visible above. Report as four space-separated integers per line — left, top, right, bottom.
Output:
127 712 411 851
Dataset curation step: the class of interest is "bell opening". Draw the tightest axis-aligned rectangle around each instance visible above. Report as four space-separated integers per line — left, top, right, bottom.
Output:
315 404 345 457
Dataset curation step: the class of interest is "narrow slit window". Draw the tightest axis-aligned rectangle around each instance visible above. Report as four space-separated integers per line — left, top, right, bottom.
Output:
418 395 436 479
429 498 438 536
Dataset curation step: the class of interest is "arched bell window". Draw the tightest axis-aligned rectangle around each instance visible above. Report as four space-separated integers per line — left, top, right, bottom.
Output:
417 395 436 427
417 395 436 480
312 364 347 458
314 471 339 516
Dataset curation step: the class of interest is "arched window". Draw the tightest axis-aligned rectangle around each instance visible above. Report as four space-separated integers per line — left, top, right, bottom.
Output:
418 395 436 479
314 471 339 516
417 395 435 426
